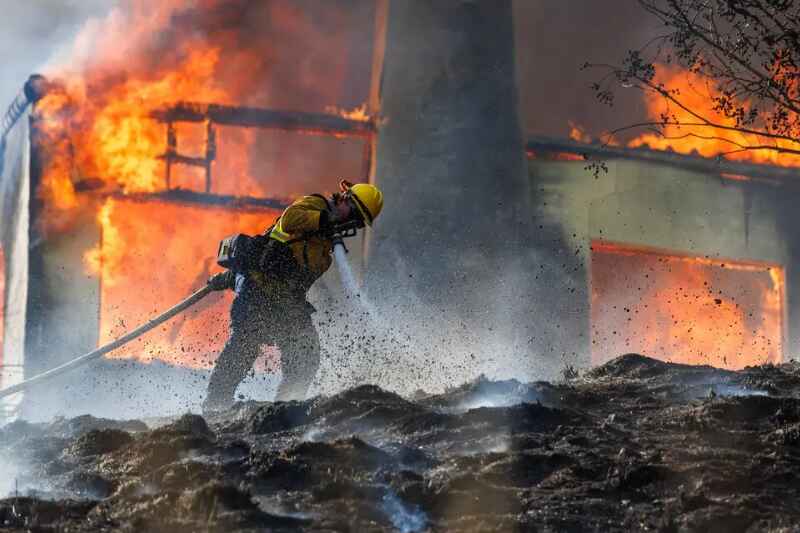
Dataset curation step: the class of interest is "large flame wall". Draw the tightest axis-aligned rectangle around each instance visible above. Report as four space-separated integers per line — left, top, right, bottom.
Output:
95 198 281 368
22 0 378 386
33 0 377 236
590 241 784 369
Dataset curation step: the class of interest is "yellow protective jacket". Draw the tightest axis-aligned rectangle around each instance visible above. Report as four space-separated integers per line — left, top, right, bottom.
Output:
253 194 333 296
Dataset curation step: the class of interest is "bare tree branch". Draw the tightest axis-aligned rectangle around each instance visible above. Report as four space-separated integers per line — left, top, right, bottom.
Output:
588 0 800 165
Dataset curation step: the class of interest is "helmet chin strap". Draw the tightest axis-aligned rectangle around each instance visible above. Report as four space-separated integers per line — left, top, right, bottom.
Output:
346 196 366 227
335 179 365 227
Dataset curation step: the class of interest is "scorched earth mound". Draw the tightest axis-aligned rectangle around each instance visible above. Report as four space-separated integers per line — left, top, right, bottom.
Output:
3 353 800 532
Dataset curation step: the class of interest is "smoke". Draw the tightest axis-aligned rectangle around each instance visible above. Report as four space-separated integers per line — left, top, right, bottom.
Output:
0 0 656 150
709 385 769 398
0 0 112 110
513 0 660 141
381 488 428 533
35 0 377 200
0 443 54 499
0 457 20 498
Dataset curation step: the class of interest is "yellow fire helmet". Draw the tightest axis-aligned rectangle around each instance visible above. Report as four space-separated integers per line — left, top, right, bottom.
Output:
342 181 384 226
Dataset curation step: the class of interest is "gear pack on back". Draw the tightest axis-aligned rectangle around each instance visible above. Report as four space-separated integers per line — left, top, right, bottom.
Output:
216 233 269 274
216 227 310 289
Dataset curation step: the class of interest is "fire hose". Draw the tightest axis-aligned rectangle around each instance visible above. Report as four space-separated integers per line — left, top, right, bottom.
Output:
0 285 213 401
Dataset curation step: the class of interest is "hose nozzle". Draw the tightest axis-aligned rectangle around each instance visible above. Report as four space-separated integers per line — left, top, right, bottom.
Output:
332 235 348 253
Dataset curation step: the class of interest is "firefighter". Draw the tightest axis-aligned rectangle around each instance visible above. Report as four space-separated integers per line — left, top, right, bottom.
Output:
202 180 383 411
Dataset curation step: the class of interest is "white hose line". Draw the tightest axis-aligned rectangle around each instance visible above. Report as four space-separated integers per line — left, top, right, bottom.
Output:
0 285 213 400
333 242 382 320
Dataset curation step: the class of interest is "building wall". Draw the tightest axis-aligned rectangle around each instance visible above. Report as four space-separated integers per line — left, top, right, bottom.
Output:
529 156 790 365
0 109 32 416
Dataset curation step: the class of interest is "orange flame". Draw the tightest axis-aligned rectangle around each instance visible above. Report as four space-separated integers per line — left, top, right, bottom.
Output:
33 0 368 214
591 241 784 369
33 89 78 211
96 198 281 368
568 121 594 144
83 198 124 286
37 46 228 197
325 103 370 122
87 49 224 193
629 65 800 167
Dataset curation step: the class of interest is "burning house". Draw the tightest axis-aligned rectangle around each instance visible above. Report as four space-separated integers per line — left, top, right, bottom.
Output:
0 1 383 417
526 136 796 370
0 0 799 418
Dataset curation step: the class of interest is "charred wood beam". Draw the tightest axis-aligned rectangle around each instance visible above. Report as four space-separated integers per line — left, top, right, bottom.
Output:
161 121 216 192
109 189 289 212
151 102 375 139
526 135 800 185
157 152 207 168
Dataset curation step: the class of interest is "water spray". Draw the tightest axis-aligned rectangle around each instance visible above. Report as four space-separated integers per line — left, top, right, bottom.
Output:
330 237 427 390
332 239 382 320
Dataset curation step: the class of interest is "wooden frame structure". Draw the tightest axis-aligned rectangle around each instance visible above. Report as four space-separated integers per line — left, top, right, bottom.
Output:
151 102 377 193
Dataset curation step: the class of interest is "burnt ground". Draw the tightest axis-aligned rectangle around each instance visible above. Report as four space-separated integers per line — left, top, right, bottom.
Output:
3 354 800 532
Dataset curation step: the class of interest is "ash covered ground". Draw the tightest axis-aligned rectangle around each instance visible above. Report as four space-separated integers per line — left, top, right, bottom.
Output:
3 354 800 532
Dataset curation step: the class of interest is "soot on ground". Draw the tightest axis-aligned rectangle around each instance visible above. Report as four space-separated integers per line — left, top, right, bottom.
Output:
2 354 800 531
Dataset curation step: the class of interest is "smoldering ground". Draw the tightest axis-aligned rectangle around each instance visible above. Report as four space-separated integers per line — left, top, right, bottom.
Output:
4 355 800 531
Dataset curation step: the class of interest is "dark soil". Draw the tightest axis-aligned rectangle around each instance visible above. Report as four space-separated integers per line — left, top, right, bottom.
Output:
3 353 800 532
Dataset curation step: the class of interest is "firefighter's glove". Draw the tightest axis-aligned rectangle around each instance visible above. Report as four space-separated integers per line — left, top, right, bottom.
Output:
208 271 235 291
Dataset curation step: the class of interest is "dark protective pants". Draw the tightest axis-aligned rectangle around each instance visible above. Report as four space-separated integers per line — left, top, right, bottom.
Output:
204 282 320 408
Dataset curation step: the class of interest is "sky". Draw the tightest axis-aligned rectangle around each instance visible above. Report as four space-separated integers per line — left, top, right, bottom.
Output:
0 0 112 109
